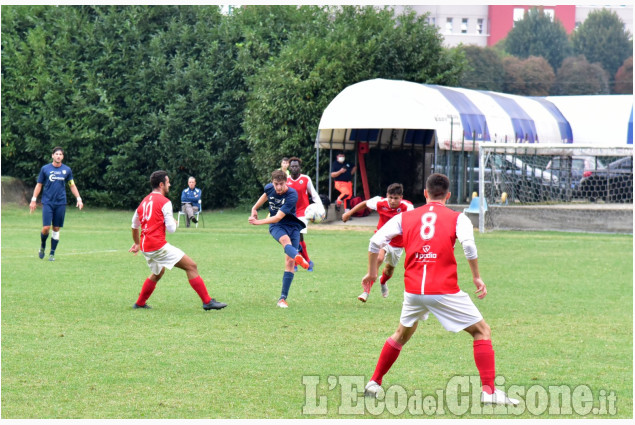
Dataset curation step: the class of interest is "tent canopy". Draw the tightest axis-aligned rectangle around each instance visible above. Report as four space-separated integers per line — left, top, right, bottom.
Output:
316 79 633 151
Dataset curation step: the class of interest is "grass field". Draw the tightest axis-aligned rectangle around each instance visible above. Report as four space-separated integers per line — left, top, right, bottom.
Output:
1 204 632 419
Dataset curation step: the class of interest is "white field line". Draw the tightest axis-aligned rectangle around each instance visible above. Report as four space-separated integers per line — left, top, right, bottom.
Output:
2 249 119 260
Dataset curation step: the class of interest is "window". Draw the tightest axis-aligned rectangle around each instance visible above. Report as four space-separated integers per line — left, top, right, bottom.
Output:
544 9 555 21
513 8 526 26
428 16 436 26
445 17 453 33
477 18 484 34
461 18 468 34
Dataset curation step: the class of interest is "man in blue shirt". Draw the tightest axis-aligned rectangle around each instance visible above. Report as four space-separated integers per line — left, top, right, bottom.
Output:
249 169 309 308
29 147 84 261
181 176 201 228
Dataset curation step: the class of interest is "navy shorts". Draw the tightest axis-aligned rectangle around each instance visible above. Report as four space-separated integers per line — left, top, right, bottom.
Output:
269 222 302 250
42 204 66 228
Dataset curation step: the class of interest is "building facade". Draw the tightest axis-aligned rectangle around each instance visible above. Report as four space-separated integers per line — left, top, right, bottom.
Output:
393 4 633 48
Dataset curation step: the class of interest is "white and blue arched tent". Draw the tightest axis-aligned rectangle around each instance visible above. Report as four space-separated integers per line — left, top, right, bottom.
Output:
316 78 633 151
315 78 632 200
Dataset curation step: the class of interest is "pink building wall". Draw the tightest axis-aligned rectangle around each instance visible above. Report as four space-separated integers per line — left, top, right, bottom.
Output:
488 5 576 47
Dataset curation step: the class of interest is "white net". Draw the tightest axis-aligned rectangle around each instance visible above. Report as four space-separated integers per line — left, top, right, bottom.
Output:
475 143 633 233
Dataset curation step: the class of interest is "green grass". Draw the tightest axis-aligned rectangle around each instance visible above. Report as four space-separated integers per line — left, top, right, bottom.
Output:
1 204 632 418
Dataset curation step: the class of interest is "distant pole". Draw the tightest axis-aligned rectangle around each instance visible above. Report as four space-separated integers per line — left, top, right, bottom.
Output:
478 144 485 234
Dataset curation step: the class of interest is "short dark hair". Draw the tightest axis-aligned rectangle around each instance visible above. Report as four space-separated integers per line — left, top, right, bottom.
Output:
150 170 169 189
386 183 403 196
288 156 302 166
281 157 289 162
425 173 450 199
52 146 64 154
271 169 287 182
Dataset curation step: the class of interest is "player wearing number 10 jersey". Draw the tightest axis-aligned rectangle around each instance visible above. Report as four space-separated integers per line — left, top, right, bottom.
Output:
362 173 519 407
129 170 227 311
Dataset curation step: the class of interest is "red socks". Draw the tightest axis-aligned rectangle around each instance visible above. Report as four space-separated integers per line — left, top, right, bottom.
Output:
136 278 157 306
380 272 391 285
299 240 310 262
371 337 403 385
473 339 496 394
189 275 212 304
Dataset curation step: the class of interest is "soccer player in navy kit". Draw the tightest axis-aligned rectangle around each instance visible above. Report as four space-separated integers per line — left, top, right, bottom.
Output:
249 169 310 308
29 147 83 261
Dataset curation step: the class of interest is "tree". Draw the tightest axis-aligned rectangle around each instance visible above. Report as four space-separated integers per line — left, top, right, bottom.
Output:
502 55 554 95
571 8 632 91
552 56 609 95
243 6 466 186
458 45 504 91
614 56 633 94
504 7 572 71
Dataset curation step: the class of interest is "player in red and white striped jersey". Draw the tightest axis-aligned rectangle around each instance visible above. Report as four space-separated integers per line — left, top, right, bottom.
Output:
342 183 414 302
287 157 323 271
129 170 227 311
362 173 519 407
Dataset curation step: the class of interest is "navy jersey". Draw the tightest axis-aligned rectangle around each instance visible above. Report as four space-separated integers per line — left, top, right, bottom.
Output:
181 187 201 204
331 161 354 182
37 163 74 205
264 183 305 230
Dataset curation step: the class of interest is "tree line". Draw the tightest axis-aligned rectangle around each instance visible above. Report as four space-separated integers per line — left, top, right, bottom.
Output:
460 7 633 96
2 5 632 209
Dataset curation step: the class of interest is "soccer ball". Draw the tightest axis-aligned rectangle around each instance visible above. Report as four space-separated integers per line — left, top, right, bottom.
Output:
304 203 326 224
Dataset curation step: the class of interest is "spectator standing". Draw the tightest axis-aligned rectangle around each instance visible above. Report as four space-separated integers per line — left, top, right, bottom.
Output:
330 152 356 211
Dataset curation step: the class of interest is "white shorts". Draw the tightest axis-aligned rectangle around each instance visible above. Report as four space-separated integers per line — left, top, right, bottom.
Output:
381 244 404 267
298 216 308 234
400 291 483 332
142 243 185 276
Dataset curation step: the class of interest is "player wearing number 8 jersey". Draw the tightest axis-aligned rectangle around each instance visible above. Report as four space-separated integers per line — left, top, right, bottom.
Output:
129 170 227 311
362 173 518 406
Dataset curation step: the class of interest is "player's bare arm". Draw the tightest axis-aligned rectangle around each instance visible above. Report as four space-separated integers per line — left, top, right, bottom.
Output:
467 258 487 299
29 183 43 213
251 210 286 226
129 228 141 255
249 194 268 222
342 200 367 222
69 181 83 210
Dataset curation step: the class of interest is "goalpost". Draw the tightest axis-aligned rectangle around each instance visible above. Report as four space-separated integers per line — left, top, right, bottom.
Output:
476 143 634 233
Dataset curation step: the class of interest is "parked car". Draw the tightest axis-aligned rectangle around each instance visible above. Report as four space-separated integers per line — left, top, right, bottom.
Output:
488 155 561 203
546 155 605 193
578 156 633 202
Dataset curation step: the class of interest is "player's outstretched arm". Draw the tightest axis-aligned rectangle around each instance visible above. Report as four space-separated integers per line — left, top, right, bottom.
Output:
249 193 267 223
342 200 367 222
